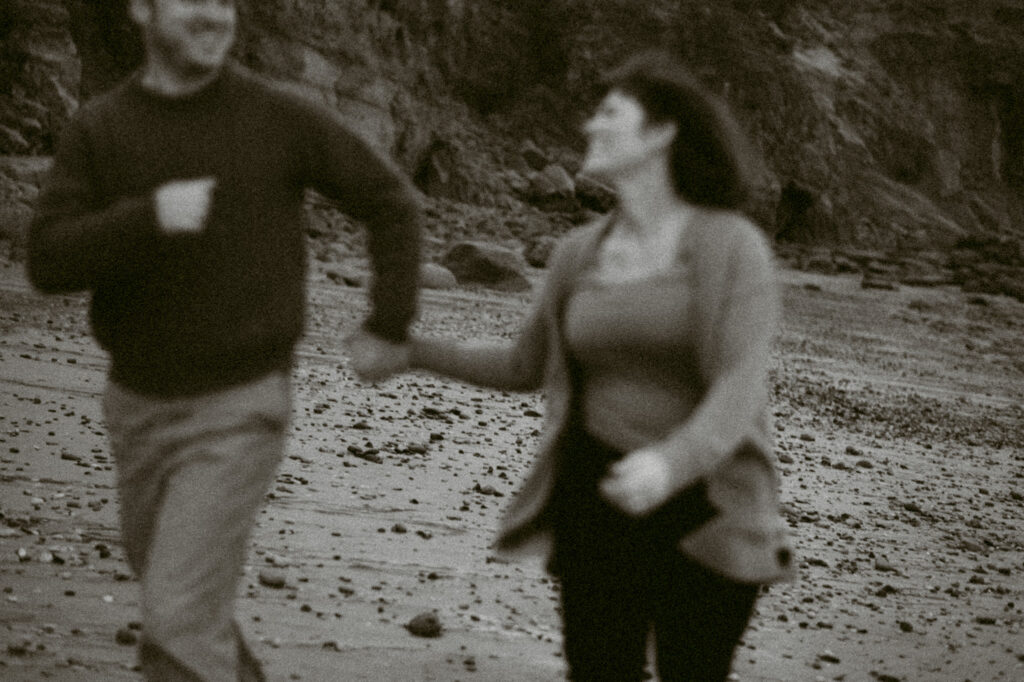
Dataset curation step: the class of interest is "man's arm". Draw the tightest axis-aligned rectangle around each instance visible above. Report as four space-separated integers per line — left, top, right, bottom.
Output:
300 104 422 343
28 117 161 293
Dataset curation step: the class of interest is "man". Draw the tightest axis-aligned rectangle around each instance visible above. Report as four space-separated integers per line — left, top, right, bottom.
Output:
28 0 419 679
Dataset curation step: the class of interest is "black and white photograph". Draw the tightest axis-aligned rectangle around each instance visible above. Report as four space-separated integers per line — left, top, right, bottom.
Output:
1 1 1022 680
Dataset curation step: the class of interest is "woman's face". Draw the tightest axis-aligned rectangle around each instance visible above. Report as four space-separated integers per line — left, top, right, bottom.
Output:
581 89 675 181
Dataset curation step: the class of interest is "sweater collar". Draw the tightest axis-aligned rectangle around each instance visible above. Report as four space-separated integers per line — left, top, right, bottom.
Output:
128 61 236 106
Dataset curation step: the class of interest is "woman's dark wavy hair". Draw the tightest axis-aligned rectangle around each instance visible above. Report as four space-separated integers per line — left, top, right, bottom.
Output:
601 49 755 209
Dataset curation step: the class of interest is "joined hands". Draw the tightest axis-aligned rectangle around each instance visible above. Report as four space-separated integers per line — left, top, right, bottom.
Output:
345 329 410 383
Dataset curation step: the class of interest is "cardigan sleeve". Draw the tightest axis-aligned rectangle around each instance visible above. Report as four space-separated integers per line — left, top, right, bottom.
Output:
28 114 161 293
653 219 779 491
410 233 578 392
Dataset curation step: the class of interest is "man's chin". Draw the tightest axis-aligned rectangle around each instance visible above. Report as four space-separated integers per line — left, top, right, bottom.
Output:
182 55 229 77
186 46 232 71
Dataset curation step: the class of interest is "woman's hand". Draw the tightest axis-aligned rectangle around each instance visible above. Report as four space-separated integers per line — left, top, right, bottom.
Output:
345 329 410 383
599 448 674 517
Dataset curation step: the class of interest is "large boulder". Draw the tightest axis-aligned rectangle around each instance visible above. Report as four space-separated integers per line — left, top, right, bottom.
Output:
519 140 549 171
574 173 617 213
441 241 530 291
413 138 476 203
773 180 834 243
1 1 82 154
0 156 52 254
523 234 558 268
419 262 457 290
522 164 578 213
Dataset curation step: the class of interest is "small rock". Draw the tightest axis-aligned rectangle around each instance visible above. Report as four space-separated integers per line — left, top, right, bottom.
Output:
861 275 897 290
473 483 504 497
325 268 363 287
875 584 899 597
524 236 557 268
520 140 548 170
406 612 443 638
959 538 986 553
258 570 287 589
115 627 138 645
7 637 35 656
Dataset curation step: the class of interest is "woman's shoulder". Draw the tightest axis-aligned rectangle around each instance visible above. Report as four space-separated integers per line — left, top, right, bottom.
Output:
694 208 773 261
546 215 611 270
696 208 766 241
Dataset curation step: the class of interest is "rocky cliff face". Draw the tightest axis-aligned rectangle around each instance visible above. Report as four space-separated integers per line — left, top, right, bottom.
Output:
2 0 1023 283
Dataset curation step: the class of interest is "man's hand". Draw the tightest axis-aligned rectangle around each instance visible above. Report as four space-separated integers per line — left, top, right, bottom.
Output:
599 448 674 517
345 329 410 383
154 177 217 234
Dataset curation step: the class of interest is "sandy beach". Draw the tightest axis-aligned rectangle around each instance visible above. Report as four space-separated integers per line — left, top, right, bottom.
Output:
1 254 1022 681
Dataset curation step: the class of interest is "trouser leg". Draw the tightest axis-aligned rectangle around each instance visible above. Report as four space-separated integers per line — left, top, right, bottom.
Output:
104 373 289 682
651 554 759 682
557 550 651 682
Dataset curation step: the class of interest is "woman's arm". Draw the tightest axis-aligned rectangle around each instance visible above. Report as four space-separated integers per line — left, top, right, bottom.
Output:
653 222 780 492
410 303 548 392
410 233 580 392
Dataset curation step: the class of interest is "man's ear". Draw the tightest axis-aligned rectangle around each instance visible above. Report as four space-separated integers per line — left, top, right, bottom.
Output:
128 0 152 26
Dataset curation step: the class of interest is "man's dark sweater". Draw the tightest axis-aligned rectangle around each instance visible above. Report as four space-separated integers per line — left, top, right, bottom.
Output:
29 64 421 397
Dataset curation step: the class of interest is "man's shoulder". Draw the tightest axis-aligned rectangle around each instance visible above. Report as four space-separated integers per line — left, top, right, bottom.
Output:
225 63 329 117
69 77 137 126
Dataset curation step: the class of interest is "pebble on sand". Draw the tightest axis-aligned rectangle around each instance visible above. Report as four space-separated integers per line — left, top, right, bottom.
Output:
405 611 443 638
258 569 287 589
115 627 138 645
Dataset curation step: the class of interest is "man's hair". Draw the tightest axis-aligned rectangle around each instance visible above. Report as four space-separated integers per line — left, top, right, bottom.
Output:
602 49 755 209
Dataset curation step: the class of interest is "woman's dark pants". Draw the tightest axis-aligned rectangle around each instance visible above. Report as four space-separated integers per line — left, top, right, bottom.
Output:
549 427 759 682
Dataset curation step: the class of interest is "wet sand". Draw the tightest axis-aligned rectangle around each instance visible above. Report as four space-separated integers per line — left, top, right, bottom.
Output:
1 255 1022 681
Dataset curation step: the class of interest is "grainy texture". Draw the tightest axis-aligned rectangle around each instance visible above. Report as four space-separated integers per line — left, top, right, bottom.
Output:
0 251 1021 680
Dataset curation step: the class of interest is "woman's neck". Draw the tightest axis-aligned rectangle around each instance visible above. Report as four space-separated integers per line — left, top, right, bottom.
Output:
612 161 693 239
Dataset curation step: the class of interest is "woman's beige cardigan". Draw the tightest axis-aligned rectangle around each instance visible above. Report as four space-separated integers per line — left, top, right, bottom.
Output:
416 208 795 584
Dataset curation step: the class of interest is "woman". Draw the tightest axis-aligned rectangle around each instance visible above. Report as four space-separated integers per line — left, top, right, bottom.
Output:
409 50 794 681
